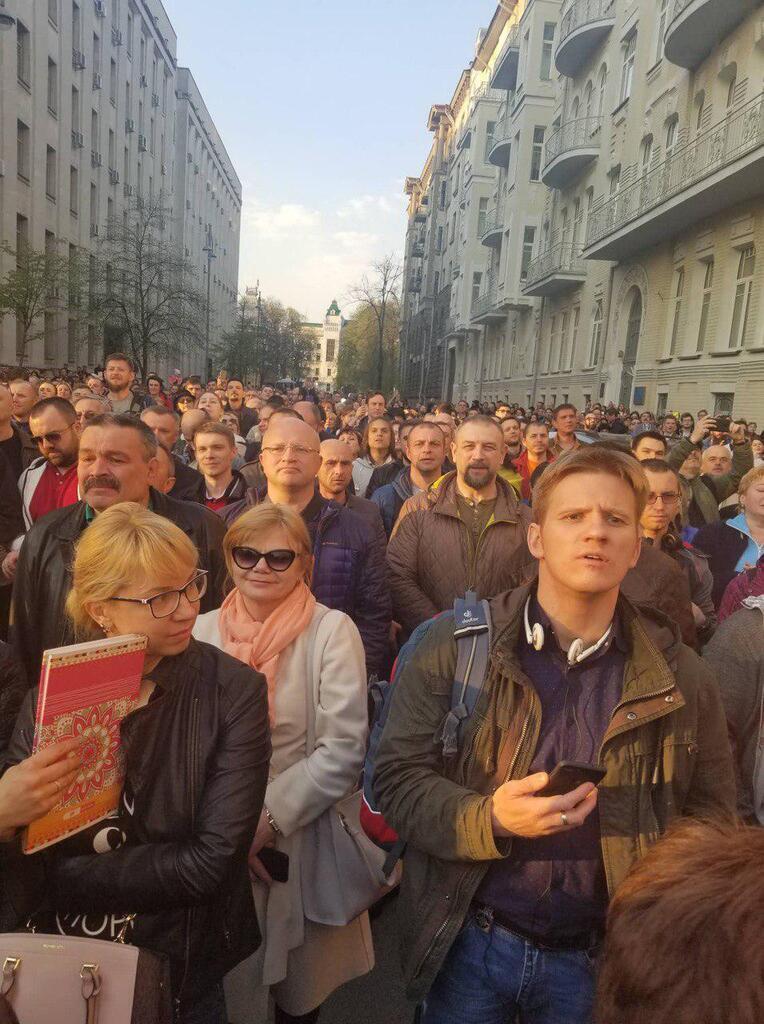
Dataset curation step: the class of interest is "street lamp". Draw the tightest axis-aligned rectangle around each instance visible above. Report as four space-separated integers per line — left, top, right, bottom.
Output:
202 226 216 382
0 1 15 30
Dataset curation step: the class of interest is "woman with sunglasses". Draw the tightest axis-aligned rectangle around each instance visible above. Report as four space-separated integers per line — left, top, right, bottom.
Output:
194 503 373 1024
3 503 271 1024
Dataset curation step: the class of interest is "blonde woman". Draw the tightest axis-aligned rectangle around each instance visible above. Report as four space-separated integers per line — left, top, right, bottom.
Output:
193 503 373 1024
4 503 271 1024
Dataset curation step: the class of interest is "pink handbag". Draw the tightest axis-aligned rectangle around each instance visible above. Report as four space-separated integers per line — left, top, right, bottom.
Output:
0 933 172 1024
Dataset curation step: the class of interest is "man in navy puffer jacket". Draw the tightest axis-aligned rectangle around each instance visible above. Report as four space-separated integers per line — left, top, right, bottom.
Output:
222 417 391 678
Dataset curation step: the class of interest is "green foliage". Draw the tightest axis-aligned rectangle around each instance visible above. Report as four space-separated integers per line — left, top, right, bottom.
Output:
336 302 399 393
0 243 68 366
215 294 314 384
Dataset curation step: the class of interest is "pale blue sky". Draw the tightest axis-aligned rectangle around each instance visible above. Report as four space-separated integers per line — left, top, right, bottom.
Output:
163 0 492 320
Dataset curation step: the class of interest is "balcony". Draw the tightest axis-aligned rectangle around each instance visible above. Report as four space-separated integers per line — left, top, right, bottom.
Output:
491 25 520 91
480 207 504 248
556 0 616 77
585 92 764 261
542 118 601 188
488 115 512 168
471 288 507 325
664 0 762 72
523 243 587 296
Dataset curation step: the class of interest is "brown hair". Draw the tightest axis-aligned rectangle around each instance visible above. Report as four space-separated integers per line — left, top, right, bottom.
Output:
597 819 764 1024
224 504 313 585
361 416 395 460
532 445 649 524
193 421 236 448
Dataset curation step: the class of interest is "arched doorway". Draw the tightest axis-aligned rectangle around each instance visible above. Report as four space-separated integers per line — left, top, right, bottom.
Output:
619 288 642 407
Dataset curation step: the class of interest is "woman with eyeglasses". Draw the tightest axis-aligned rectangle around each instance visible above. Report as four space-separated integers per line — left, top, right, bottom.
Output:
3 503 271 1024
194 503 373 1024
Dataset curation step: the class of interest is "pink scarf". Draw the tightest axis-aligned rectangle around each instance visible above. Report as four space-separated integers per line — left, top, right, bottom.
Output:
218 581 316 725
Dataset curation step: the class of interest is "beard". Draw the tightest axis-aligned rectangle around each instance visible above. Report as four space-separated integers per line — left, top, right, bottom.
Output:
463 465 493 490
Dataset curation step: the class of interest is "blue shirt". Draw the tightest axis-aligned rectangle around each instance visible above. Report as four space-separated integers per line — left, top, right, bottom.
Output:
476 597 627 943
728 512 764 573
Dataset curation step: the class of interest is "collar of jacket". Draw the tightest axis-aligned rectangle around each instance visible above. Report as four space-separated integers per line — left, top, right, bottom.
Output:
424 470 520 524
149 637 202 693
512 449 554 474
488 581 685 739
392 466 414 501
50 488 192 541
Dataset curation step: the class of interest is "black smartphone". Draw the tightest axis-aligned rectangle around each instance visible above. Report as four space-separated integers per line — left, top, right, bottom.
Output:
257 847 290 883
538 761 607 798
714 415 731 434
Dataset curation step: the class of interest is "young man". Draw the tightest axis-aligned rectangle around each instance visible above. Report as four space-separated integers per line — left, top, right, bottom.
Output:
20 398 81 528
550 403 581 457
631 429 668 462
513 422 555 501
182 375 203 401
225 378 258 435
9 379 39 433
193 422 246 514
375 447 735 1024
372 421 446 537
103 353 142 416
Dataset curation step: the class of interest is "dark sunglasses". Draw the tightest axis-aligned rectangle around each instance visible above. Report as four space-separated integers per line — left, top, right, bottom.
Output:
31 424 76 447
231 547 297 572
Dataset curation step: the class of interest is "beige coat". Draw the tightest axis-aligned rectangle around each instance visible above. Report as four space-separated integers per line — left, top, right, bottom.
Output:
193 604 374 1019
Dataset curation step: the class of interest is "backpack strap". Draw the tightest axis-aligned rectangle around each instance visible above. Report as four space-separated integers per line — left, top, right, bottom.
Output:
434 592 492 758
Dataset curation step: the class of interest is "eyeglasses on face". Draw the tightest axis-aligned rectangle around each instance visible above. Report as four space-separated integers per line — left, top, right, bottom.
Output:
261 443 319 458
231 547 297 572
646 492 680 506
107 570 208 619
31 423 76 447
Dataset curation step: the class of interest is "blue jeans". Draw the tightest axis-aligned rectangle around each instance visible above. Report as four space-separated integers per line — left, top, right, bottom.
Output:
422 914 597 1024
178 983 227 1024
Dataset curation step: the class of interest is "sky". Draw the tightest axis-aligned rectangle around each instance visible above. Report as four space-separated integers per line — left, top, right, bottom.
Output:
163 0 493 321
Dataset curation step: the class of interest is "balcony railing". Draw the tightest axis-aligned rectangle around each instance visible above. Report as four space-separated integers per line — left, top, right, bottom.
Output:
524 242 587 295
490 24 521 91
557 0 617 75
542 117 601 186
471 286 504 322
664 0 762 71
480 207 504 246
488 115 512 167
586 92 764 256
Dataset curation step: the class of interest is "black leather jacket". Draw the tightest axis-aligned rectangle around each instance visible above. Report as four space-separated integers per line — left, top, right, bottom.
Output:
12 489 227 686
3 639 271 1003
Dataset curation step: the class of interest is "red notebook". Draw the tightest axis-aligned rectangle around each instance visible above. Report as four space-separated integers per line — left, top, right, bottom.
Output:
23 634 147 854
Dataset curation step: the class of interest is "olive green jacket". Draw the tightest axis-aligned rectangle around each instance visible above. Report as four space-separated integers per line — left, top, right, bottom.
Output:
374 584 735 1001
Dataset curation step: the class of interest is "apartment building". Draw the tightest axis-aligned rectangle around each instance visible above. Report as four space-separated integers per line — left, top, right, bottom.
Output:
0 0 241 373
302 299 342 385
400 0 764 419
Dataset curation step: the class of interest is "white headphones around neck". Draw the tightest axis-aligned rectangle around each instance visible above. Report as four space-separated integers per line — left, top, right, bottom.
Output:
524 597 613 667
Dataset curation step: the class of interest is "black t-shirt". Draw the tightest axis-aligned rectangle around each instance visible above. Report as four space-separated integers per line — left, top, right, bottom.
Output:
0 431 23 481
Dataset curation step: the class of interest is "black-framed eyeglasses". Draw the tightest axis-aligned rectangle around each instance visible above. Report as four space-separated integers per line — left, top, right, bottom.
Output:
107 571 208 619
31 423 76 447
231 547 297 572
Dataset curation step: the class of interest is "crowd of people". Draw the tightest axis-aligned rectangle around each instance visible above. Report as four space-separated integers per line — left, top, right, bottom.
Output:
0 357 761 1024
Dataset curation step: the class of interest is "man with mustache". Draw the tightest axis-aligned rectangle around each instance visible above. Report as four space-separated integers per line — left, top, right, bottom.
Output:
12 414 226 684
387 417 532 637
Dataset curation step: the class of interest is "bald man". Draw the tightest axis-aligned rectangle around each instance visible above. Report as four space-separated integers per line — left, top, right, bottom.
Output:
319 438 386 535
294 400 325 437
223 417 391 677
702 444 733 478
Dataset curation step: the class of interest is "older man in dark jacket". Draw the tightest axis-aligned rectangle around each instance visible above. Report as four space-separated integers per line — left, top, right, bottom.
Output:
12 414 226 686
223 416 391 677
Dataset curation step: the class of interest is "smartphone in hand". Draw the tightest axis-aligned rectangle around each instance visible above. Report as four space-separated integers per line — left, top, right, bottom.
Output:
257 846 290 883
538 761 607 798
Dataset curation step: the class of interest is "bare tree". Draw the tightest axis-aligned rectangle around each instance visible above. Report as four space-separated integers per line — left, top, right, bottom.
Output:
90 195 207 378
347 254 402 391
0 243 68 366
215 293 314 383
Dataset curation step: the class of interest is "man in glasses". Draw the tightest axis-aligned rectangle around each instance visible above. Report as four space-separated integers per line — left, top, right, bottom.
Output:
639 459 716 642
20 398 82 530
12 413 226 685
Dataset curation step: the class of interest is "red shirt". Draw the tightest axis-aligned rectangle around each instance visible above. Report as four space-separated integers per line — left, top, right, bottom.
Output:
28 462 79 523
205 496 228 514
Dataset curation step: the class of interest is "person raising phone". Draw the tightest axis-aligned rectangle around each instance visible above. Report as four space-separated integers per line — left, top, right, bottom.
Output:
374 446 735 1024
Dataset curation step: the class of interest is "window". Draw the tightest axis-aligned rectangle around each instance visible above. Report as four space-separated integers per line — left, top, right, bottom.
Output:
72 86 80 132
93 32 101 72
695 92 705 131
477 197 488 238
521 226 536 282
589 301 603 365
656 393 668 418
620 34 637 105
16 21 31 86
665 117 678 158
44 313 57 362
436 225 444 251
326 339 335 362
609 166 621 196
449 213 456 244
559 311 570 371
569 307 580 369
48 59 58 115
696 259 714 352
584 81 593 122
540 22 556 81
110 58 117 104
726 75 737 110
439 180 447 210
472 271 483 308
729 245 756 349
67 320 78 365
530 127 545 181
546 316 558 372
656 0 668 63
597 65 608 119
46 146 57 201
16 120 30 182
434 271 440 294
70 166 79 214
641 136 653 175
571 198 583 248
669 267 684 355
72 2 81 49
485 121 496 162
48 0 58 26
126 11 133 57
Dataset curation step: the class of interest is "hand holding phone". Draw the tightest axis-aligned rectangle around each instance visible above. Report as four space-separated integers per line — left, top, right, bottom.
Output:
491 768 600 839
537 761 607 797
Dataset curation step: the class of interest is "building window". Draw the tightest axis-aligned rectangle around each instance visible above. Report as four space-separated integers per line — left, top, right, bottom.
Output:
477 197 488 238
696 259 714 352
48 0 58 26
695 92 705 131
126 11 133 57
597 65 608 119
665 117 678 158
713 393 734 416
47 59 58 115
326 339 335 362
609 166 621 196
16 21 31 86
72 2 81 49
656 393 668 418
70 165 79 214
620 34 637 105
641 136 653 175
472 271 483 308
669 267 684 355
520 226 536 282
110 58 117 104
547 316 559 373
17 120 30 182
729 245 756 349
655 0 669 64
434 270 440 293
436 225 444 252
530 127 545 181
540 22 556 81
439 180 447 209
67 319 78 364
485 121 496 162
726 75 737 110
559 311 570 372
46 146 57 201
589 301 603 365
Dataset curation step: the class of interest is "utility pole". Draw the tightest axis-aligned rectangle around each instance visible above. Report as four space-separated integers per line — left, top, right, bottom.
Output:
202 226 216 381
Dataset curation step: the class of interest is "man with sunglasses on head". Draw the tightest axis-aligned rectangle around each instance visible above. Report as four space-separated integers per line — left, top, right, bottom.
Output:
19 398 81 530
12 413 226 686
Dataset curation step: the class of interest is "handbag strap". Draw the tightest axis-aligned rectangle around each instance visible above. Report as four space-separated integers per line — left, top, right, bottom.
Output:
81 964 101 1024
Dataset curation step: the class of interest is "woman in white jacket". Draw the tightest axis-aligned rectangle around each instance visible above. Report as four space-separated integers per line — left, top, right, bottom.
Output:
193 503 373 1024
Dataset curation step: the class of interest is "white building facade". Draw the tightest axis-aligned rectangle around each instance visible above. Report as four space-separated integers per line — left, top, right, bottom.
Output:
400 0 764 420
0 0 241 373
302 299 342 385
